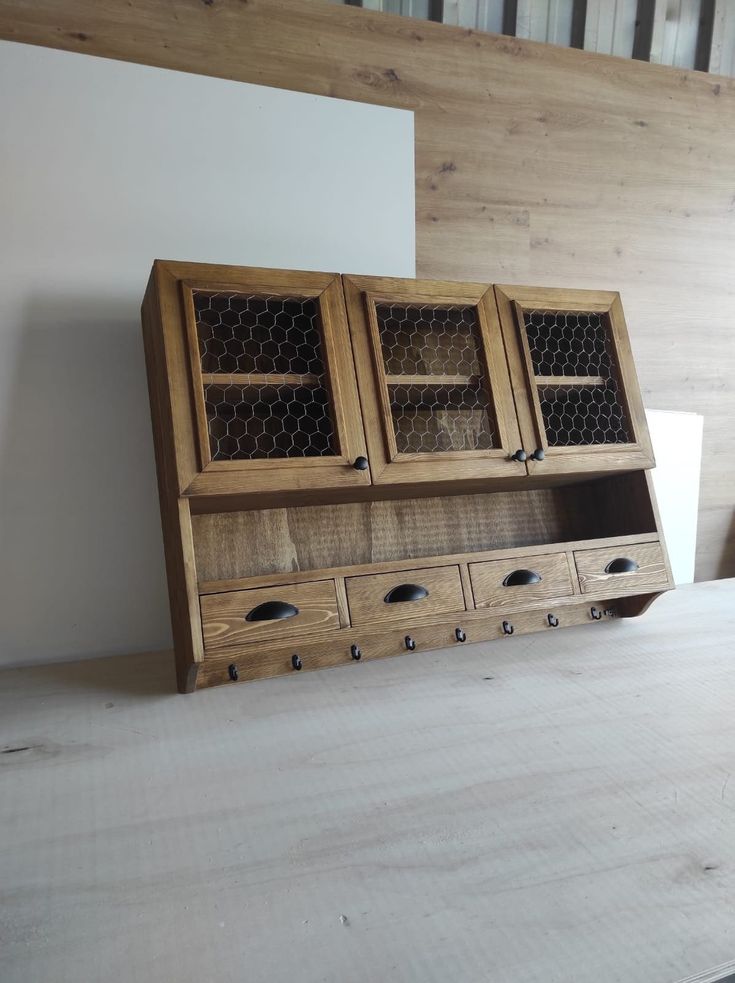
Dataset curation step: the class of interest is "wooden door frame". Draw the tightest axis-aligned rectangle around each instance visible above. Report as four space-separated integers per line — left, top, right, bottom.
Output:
154 260 371 500
343 274 526 487
495 285 655 476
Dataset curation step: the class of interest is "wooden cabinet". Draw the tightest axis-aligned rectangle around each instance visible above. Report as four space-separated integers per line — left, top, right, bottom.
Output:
495 285 654 476
144 261 370 502
142 262 673 692
343 275 525 485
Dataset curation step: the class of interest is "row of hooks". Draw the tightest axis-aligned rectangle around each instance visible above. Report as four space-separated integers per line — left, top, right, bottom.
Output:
225 607 614 681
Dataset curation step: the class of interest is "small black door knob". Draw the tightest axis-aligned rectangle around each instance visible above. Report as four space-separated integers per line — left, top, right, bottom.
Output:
353 456 369 471
455 627 466 643
291 654 303 670
350 644 361 661
590 607 603 621
502 621 514 636
405 635 416 651
547 613 559 628
228 664 239 681
511 449 527 462
530 448 545 461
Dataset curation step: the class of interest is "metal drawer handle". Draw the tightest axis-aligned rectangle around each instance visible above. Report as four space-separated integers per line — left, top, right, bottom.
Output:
503 569 541 587
605 557 639 574
246 600 299 622
384 583 429 604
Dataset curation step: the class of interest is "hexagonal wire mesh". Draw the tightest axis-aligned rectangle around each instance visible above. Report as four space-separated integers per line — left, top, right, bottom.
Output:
375 302 498 454
193 291 337 461
523 310 631 447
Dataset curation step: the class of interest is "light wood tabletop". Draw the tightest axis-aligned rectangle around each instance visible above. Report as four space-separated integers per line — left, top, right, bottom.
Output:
2 580 734 983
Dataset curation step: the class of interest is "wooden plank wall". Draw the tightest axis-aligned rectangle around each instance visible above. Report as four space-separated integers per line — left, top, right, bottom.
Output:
1 0 733 580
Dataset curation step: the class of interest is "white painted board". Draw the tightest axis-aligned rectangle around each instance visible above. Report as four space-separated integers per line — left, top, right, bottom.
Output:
0 41 415 668
646 409 704 585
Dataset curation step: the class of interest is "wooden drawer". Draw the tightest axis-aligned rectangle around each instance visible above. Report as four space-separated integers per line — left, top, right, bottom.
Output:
200 579 340 652
345 565 465 627
574 541 669 596
470 552 575 610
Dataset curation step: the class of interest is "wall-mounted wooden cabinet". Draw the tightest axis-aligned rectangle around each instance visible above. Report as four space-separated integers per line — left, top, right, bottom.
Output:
343 274 525 486
495 285 654 477
142 261 673 693
147 261 370 503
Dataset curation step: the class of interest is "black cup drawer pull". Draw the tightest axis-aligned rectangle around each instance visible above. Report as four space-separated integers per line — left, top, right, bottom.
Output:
605 557 640 574
245 600 299 622
502 569 542 587
384 583 429 604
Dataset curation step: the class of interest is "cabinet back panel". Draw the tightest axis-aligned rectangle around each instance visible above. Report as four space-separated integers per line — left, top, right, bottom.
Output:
192 472 654 583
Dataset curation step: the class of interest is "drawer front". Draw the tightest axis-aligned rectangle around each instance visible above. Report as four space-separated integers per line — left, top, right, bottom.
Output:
470 552 575 610
574 541 669 596
200 580 340 652
346 565 465 627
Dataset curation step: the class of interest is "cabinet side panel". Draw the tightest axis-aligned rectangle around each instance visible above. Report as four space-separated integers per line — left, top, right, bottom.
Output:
142 276 203 693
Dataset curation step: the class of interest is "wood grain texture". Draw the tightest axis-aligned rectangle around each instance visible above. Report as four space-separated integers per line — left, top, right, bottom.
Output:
199 595 614 686
141 272 202 693
164 261 372 497
191 476 658 583
342 273 526 484
469 550 575 609
2 580 734 982
199 578 339 651
345 564 465 626
495 285 655 475
574 540 671 596
197 532 663 595
5 0 728 575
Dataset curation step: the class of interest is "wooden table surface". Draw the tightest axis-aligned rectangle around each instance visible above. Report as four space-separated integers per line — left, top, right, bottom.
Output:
2 580 735 983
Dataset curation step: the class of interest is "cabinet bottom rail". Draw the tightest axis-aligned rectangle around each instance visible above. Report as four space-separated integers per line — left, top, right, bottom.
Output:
193 593 662 690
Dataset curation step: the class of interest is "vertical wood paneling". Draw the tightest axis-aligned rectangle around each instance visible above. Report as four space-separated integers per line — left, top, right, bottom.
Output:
661 0 701 67
584 0 638 57
442 0 504 33
709 0 735 75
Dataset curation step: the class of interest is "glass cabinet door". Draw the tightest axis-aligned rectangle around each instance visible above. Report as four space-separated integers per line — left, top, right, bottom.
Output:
179 267 370 497
343 275 525 485
495 286 654 476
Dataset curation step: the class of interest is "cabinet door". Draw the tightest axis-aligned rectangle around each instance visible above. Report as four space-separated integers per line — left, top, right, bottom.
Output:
343 275 525 486
163 263 370 498
495 286 654 477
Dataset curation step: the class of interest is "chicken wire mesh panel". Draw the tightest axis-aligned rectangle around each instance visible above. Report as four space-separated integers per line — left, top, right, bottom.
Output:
523 309 631 447
193 290 337 461
375 302 498 454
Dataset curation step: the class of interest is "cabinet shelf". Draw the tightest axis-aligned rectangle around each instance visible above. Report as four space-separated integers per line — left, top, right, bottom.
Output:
201 372 320 387
533 375 606 387
385 374 480 387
